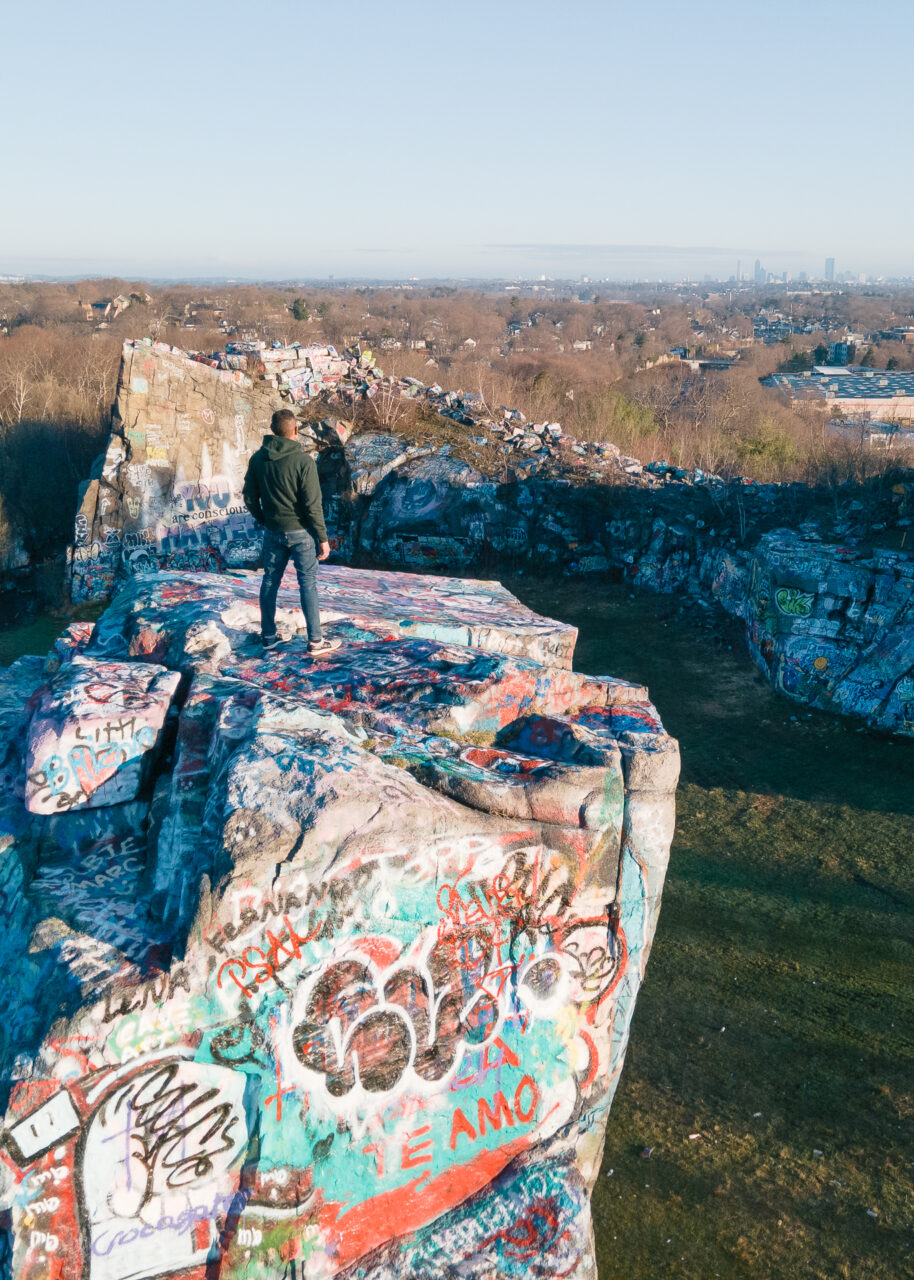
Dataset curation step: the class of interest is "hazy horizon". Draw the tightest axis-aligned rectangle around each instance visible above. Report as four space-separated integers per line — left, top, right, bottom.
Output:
5 245 911 286
3 0 913 281
3 243 912 286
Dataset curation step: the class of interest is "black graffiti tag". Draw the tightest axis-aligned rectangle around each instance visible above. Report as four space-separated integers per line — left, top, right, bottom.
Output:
94 1062 241 1211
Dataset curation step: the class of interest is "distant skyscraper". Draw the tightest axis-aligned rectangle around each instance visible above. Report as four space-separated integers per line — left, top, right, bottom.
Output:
754 259 765 284
825 257 835 282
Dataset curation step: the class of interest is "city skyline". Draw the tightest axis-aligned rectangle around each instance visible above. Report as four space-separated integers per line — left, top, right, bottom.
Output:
0 248 897 287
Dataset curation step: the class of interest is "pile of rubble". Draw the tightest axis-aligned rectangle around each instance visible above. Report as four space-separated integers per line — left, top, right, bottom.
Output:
0 565 678 1280
184 338 736 488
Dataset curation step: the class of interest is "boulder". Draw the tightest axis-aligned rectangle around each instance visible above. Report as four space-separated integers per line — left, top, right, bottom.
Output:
1 566 679 1280
745 531 914 736
24 656 180 814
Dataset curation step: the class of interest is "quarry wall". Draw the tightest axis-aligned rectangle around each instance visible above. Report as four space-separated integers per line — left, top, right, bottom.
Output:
0 566 679 1280
67 341 914 737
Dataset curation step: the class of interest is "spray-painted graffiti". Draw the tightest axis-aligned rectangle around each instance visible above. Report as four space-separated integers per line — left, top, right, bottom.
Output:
64 339 914 736
3 565 679 1280
774 586 815 617
24 658 180 814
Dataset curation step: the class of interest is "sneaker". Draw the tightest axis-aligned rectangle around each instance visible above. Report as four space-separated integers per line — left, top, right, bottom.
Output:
308 637 341 656
262 635 287 651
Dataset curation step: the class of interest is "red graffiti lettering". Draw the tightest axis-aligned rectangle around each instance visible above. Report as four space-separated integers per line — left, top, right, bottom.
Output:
400 1126 433 1170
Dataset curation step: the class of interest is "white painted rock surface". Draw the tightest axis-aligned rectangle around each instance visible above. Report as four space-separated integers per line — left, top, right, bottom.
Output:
24 655 180 814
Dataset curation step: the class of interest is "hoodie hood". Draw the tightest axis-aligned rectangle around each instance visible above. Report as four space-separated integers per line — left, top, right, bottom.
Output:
259 434 303 459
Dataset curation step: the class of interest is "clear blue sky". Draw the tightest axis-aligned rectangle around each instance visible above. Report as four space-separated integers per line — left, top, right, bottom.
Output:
2 0 912 280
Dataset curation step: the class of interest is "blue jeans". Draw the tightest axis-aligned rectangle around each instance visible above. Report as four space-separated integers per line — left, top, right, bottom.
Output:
259 527 323 642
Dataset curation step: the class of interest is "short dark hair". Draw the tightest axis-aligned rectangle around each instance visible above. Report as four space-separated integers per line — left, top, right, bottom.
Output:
271 409 298 437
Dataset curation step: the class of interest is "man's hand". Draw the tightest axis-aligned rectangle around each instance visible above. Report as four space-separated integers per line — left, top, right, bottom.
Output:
318 540 331 561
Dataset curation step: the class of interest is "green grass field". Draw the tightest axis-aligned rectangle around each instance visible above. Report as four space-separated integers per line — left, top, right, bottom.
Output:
0 603 103 668
519 581 914 1280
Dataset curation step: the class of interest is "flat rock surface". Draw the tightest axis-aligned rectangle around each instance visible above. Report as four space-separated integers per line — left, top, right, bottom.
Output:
89 566 577 672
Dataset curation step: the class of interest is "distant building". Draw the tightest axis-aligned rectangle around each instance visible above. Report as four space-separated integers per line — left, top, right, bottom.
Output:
828 342 851 365
825 257 835 282
683 357 734 372
828 419 914 449
753 259 765 285
764 366 914 420
882 326 914 345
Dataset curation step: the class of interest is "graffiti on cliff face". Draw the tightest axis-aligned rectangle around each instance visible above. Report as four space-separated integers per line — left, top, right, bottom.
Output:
774 586 815 617
6 1061 249 1280
284 925 577 1105
25 660 179 815
390 1158 589 1280
32 822 160 966
28 735 155 813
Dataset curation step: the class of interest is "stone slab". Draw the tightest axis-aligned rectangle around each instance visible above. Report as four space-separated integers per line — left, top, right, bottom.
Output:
24 656 180 814
87 565 577 672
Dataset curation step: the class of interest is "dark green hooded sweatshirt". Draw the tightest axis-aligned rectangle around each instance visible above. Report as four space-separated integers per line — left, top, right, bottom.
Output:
242 435 327 541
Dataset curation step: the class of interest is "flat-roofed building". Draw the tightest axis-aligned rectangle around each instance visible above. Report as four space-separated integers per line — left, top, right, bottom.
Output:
763 366 914 420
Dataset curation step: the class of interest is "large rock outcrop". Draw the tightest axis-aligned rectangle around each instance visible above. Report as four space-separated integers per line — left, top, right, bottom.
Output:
0 566 679 1280
68 340 914 736
66 340 830 602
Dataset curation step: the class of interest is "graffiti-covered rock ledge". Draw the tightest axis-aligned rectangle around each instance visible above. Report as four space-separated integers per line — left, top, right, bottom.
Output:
0 565 678 1280
66 339 914 737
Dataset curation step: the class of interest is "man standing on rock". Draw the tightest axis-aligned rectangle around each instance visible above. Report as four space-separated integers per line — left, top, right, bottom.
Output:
243 408 341 655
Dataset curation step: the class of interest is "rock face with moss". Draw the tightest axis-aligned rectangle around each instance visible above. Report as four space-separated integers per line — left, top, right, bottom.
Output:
0 566 678 1280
